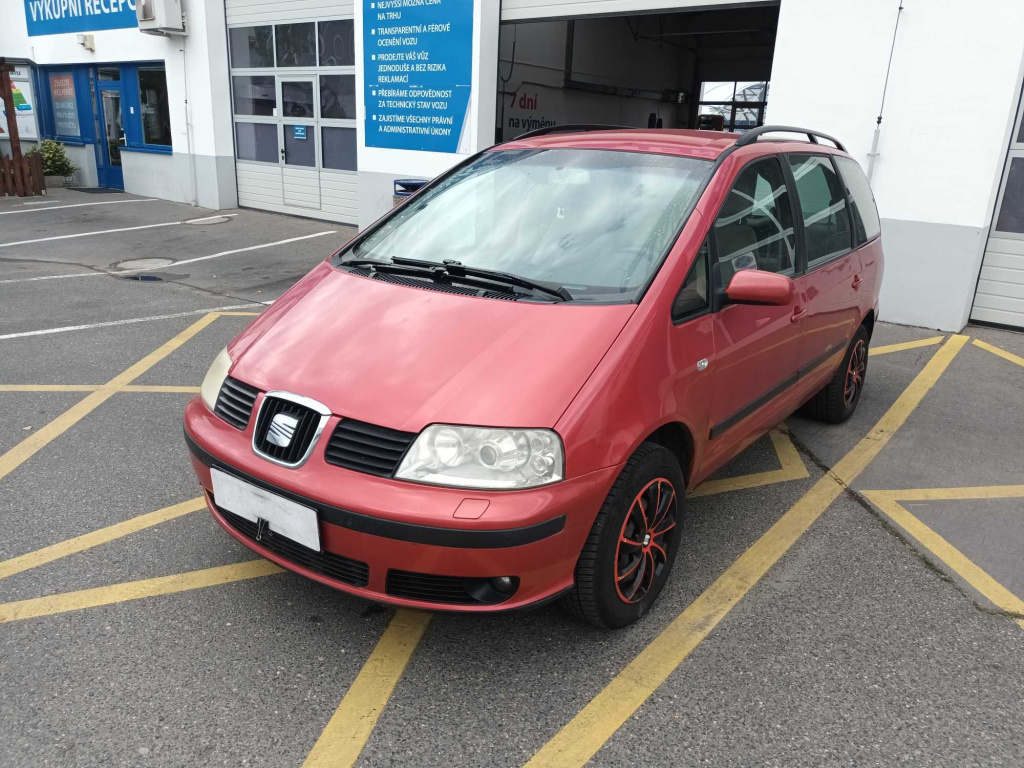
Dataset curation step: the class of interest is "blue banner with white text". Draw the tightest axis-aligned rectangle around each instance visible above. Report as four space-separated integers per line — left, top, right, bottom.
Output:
25 0 139 37
363 0 474 154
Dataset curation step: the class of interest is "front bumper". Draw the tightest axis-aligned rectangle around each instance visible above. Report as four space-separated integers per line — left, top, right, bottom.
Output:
183 397 620 611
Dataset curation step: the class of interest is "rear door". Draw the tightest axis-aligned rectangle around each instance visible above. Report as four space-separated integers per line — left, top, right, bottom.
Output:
701 156 803 473
785 153 861 378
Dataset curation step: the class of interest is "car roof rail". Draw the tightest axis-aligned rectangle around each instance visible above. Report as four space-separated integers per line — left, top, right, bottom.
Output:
508 124 632 142
734 125 846 152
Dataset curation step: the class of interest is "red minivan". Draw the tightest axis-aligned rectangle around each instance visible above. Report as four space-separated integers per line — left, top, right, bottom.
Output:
184 125 883 628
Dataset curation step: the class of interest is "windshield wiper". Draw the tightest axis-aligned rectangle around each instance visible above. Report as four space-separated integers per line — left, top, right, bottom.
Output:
388 256 573 302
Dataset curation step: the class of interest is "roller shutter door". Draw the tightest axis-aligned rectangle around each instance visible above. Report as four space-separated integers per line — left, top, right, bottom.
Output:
226 0 358 224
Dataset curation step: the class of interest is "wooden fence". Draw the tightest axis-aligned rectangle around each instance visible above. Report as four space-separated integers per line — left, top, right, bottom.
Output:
0 152 45 197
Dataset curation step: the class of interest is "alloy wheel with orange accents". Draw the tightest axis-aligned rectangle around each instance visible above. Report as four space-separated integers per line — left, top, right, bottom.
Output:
614 478 678 604
562 442 685 629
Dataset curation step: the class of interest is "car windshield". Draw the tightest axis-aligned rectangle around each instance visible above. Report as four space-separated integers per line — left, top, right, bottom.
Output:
346 148 712 302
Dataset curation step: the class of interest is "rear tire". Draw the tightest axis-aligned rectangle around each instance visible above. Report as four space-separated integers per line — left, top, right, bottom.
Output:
561 443 684 629
801 325 870 424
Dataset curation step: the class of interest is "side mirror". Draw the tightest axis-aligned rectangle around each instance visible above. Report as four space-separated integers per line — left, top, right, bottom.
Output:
725 269 794 306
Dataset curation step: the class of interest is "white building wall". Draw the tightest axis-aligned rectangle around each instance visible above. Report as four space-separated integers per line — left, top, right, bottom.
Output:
769 0 1024 331
0 0 236 209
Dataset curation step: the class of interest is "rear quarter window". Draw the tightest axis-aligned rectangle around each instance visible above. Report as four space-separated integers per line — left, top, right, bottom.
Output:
835 156 882 244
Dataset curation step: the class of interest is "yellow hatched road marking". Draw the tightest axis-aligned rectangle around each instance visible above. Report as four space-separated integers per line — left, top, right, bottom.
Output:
690 428 808 497
0 313 218 483
0 498 205 581
862 486 1024 618
869 336 945 356
522 334 969 768
0 560 282 623
303 609 432 768
972 338 1024 368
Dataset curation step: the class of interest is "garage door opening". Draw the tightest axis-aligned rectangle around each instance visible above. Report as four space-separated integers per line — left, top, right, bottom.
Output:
496 4 779 142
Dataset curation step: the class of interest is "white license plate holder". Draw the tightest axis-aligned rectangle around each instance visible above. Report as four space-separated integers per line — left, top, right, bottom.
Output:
211 468 321 552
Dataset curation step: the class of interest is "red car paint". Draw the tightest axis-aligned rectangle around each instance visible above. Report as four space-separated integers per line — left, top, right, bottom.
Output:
184 129 883 612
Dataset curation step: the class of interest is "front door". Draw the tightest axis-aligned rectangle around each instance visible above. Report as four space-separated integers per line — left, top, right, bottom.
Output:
278 77 320 210
785 153 861 377
701 156 804 475
96 68 126 189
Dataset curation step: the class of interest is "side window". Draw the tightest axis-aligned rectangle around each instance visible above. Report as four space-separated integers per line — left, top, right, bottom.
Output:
834 156 881 244
713 158 795 288
788 154 853 266
672 240 709 322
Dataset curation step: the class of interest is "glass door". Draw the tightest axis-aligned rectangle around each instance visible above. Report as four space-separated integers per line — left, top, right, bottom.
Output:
277 76 320 210
96 69 126 189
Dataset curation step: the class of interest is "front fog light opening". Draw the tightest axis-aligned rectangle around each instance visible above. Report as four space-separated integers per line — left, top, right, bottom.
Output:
465 575 520 604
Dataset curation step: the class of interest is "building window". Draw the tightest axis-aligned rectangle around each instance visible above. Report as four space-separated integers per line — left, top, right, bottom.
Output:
48 71 81 138
698 81 768 133
319 20 354 66
229 17 357 173
276 23 316 67
230 26 275 68
138 67 171 147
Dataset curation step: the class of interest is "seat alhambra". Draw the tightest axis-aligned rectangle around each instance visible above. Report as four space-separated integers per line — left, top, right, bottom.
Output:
184 125 883 628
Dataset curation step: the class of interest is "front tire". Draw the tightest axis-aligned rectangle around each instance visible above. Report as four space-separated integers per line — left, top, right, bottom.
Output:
801 325 870 424
561 443 684 629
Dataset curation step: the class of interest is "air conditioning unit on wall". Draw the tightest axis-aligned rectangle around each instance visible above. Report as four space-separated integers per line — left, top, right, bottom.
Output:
137 0 186 35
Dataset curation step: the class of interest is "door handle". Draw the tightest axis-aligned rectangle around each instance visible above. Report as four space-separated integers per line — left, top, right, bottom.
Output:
852 274 862 290
791 307 808 322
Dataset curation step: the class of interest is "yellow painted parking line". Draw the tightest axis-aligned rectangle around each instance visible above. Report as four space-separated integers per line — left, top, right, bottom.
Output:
0 497 205 581
972 338 1024 368
869 336 945 356
863 486 1024 619
0 313 218 483
0 559 282 623
303 609 432 768
690 428 808 497
523 334 969 768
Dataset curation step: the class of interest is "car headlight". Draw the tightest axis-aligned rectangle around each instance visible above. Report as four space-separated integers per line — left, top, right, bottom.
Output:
200 347 233 411
395 425 564 489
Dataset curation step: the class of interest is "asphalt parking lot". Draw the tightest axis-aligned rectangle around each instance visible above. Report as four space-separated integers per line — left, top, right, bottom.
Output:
1 189 1023 767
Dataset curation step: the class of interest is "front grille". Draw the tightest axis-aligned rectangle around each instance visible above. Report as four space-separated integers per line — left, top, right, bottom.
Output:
385 570 517 605
220 508 369 587
214 377 260 430
324 419 416 477
253 396 324 466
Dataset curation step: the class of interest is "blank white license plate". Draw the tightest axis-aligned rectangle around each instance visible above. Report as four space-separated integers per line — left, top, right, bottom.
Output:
211 468 321 552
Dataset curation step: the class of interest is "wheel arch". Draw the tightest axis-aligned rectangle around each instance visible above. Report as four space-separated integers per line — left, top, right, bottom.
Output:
640 421 694 486
861 308 875 339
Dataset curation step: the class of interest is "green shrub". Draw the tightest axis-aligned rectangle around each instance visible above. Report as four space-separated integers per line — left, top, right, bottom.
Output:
31 139 79 178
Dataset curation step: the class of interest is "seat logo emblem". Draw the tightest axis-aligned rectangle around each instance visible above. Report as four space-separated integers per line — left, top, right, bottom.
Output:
267 413 299 448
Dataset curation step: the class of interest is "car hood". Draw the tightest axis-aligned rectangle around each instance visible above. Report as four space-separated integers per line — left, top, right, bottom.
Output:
229 262 635 431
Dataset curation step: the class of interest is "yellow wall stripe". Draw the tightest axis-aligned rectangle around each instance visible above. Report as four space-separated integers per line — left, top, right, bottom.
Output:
0 497 206 581
303 609 432 768
0 560 282 623
523 335 968 768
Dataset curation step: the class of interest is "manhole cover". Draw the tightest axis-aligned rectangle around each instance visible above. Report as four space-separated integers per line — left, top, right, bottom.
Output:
185 215 231 225
115 257 174 270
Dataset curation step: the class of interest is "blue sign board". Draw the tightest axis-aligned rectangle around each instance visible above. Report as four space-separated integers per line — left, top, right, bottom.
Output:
293 125 307 139
25 0 139 37
363 0 473 154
